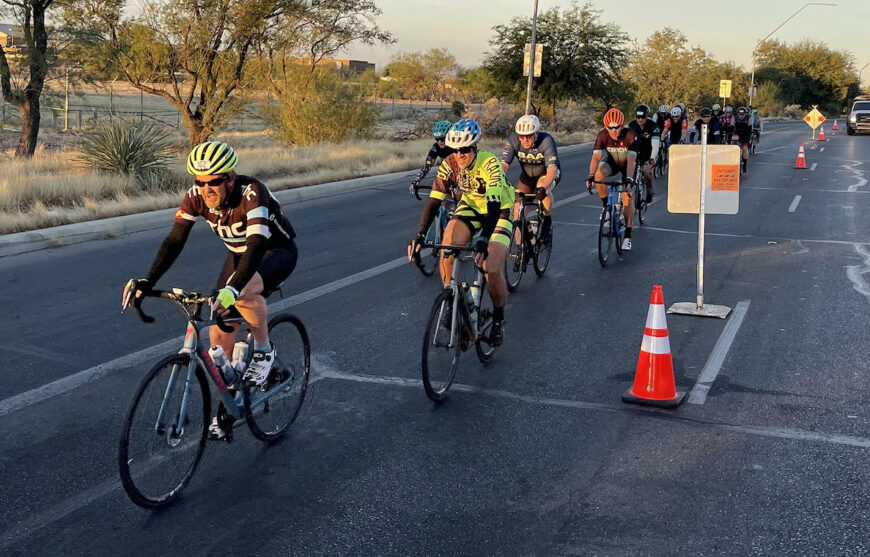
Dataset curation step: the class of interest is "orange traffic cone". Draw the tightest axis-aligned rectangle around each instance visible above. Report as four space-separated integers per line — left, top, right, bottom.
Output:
795 143 808 169
818 125 826 141
622 285 685 408
832 120 839 131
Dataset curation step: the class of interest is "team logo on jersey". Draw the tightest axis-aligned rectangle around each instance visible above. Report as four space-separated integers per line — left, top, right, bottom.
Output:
207 220 245 239
244 186 258 202
517 152 545 164
475 177 487 194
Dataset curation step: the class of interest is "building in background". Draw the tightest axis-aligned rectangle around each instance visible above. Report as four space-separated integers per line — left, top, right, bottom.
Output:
0 23 23 57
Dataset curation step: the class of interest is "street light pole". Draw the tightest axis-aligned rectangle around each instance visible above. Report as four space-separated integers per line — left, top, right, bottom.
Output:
859 62 870 94
524 0 540 115
748 2 837 107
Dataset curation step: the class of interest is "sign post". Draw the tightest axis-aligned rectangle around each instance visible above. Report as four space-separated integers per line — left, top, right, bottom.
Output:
667 124 740 319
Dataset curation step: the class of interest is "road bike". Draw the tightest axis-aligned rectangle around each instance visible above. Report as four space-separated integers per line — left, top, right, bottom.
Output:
421 244 496 402
654 142 668 178
505 192 552 292
590 180 630 267
749 129 760 156
633 164 650 226
118 287 310 508
411 185 455 277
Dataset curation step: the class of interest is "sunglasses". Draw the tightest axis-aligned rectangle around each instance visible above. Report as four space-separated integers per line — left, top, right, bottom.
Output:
456 146 475 154
519 134 535 140
606 125 621 130
195 176 228 190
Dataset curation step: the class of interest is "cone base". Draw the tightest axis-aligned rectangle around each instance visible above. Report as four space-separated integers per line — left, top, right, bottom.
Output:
622 388 686 409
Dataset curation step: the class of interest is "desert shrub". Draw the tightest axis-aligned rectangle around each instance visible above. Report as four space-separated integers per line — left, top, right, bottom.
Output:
75 119 173 184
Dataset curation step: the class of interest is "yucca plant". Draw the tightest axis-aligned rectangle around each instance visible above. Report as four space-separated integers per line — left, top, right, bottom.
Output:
76 119 174 186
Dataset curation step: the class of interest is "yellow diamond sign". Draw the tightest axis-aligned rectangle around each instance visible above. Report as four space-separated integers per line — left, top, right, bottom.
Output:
804 107 826 130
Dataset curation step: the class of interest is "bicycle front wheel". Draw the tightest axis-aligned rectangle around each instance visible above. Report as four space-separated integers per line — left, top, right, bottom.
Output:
533 224 552 276
244 314 310 442
506 220 524 292
635 183 648 225
597 208 614 267
422 289 461 402
474 281 496 363
416 220 441 276
119 354 210 509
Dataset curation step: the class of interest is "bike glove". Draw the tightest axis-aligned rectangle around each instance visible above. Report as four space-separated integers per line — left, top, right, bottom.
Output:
585 174 595 193
471 236 489 258
535 187 548 201
216 285 240 309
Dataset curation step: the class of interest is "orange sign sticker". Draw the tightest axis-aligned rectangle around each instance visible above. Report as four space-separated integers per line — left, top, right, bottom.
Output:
711 165 739 191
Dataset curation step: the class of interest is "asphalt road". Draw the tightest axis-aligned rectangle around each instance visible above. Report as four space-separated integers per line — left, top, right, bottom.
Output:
1 121 869 556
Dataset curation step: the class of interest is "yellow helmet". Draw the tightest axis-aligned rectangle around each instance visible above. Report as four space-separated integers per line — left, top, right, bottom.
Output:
186 141 238 176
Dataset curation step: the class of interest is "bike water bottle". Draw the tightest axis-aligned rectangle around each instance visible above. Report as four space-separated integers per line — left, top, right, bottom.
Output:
470 281 481 310
231 341 249 373
208 345 237 386
529 219 539 235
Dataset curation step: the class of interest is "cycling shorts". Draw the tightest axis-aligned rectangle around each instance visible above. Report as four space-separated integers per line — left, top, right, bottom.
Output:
596 156 629 179
516 168 562 192
452 202 513 248
216 242 298 297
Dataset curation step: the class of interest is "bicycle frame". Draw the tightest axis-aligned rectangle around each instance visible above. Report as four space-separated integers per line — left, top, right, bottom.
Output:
435 245 487 344
517 193 544 254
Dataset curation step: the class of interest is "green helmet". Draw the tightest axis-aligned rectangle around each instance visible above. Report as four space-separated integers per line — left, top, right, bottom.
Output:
186 141 238 176
432 120 452 139
712 103 721 111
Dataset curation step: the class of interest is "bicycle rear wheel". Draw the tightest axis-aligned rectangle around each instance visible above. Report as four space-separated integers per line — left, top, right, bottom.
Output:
533 224 552 276
505 220 524 292
119 354 210 509
474 281 495 363
635 183 648 225
422 289 461 402
244 314 310 442
597 207 614 267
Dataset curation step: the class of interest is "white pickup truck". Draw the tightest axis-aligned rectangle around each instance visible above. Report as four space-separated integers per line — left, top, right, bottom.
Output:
846 98 870 135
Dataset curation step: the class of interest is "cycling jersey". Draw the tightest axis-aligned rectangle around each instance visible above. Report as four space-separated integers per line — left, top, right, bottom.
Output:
175 176 296 254
692 118 721 142
663 117 688 144
593 128 638 169
653 112 670 128
430 151 514 214
733 118 753 144
627 119 660 163
500 132 560 180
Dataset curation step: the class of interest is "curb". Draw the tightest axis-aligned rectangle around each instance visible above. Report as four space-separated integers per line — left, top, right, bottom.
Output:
0 141 593 258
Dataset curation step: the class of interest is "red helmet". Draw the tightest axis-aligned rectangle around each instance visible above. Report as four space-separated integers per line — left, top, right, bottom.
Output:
603 108 624 128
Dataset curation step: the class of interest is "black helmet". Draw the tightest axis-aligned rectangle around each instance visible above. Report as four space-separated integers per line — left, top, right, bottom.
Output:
700 108 713 117
634 104 650 118
737 107 748 116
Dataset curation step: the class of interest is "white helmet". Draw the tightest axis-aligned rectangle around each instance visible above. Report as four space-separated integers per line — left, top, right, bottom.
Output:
515 114 540 135
659 104 669 113
445 119 482 149
670 106 682 118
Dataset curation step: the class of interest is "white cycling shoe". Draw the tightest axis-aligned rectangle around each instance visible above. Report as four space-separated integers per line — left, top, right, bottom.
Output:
621 238 632 251
242 344 275 386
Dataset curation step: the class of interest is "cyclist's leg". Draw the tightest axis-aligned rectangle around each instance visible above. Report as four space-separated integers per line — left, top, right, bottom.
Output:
512 172 535 225
541 169 560 238
439 210 475 287
233 245 298 347
594 160 614 206
484 213 512 308
211 253 242 356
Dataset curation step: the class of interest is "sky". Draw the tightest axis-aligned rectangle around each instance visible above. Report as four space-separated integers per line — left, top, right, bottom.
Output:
349 0 870 83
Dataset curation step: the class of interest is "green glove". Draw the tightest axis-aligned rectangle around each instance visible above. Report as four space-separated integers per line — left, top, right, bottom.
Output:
216 285 239 309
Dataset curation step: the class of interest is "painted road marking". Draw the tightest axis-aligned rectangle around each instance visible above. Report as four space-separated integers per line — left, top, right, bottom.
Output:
810 143 818 150
788 195 802 213
845 243 870 304
820 147 825 152
687 301 751 404
810 163 818 171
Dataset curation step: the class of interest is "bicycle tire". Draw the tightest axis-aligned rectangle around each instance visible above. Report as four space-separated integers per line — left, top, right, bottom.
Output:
597 207 613 267
635 183 648 225
422 289 461 402
533 223 552 276
474 279 495 363
119 353 210 509
505 219 524 292
244 314 310 442
415 219 441 276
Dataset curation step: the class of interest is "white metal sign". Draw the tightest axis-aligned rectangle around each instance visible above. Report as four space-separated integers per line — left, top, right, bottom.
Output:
667 145 741 215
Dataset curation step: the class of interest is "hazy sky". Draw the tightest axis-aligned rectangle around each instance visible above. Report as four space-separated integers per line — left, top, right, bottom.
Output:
349 0 870 82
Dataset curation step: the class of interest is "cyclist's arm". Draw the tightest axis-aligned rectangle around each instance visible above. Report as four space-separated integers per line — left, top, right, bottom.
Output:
414 144 440 183
144 219 194 286
415 198 441 236
650 127 661 162
536 135 560 189
589 151 603 175
626 151 638 183
500 137 517 175
416 161 453 235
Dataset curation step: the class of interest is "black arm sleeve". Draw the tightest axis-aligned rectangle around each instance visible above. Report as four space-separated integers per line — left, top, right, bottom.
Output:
226 234 269 292
479 200 502 240
415 198 441 236
144 220 194 286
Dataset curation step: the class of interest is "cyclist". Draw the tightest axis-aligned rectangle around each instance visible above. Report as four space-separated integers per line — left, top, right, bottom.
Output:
407 119 514 345
410 120 454 195
627 103 660 202
585 108 638 251
690 108 720 144
720 106 735 144
122 141 298 439
653 104 670 129
500 114 560 243
749 106 762 145
663 106 687 147
731 107 753 172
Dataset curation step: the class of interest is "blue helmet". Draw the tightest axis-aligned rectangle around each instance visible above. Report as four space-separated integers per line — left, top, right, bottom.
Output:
445 119 482 149
432 120 452 139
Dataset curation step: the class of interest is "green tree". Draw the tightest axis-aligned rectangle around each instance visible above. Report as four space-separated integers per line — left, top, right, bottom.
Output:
0 0 56 157
385 48 459 100
755 39 856 114
753 81 784 116
482 1 631 129
455 66 497 103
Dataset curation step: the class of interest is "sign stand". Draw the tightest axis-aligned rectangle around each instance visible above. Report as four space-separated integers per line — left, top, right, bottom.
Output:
668 125 732 319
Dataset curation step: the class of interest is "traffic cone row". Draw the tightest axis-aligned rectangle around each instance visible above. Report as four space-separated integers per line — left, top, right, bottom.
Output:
795 143 808 169
622 285 685 408
819 125 826 141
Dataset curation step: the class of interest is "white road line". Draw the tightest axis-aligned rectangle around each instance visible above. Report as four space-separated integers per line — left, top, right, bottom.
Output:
0 257 408 418
810 163 818 171
754 145 789 154
810 143 818 150
845 243 870 304
820 147 825 152
788 195 802 213
687 301 751 404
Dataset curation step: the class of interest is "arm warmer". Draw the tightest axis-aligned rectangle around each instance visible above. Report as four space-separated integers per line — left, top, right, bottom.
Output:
144 220 194 286
650 137 661 162
417 145 439 180
479 200 501 240
226 234 269 292
415 198 441 236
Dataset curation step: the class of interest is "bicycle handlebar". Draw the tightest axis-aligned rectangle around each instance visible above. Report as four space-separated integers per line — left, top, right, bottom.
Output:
125 288 234 333
413 184 432 201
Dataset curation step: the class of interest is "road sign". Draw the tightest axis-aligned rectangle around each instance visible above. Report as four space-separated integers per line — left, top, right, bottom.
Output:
748 86 757 98
668 145 741 215
804 107 826 130
719 80 732 98
523 43 544 77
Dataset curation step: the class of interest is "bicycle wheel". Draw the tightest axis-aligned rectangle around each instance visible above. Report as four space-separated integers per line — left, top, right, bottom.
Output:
244 314 310 442
416 220 441 277
597 207 613 267
533 222 552 276
474 281 495 362
422 289 461 402
119 354 210 509
635 183 648 225
505 220 524 292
